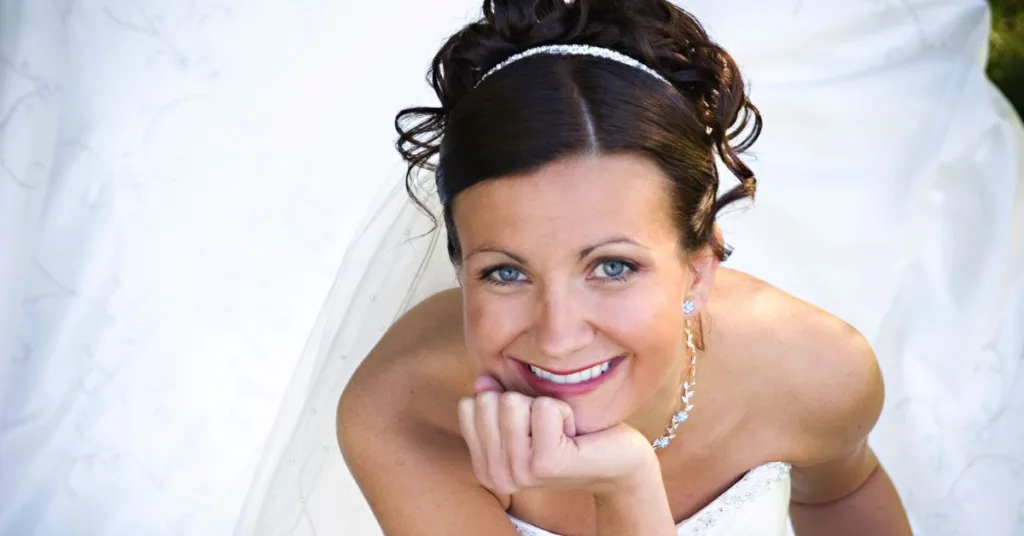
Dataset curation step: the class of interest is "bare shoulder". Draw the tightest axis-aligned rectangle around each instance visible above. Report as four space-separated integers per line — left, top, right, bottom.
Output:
711 269 883 464
337 288 515 535
339 287 471 429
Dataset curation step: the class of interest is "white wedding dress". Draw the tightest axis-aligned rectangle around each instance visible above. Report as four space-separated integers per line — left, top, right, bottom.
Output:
509 463 792 536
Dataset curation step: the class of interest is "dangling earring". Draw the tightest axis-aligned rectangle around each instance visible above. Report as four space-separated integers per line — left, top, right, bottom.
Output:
682 299 696 316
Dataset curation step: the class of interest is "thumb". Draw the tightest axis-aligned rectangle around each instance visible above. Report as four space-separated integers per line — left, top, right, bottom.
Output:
570 423 651 479
473 375 505 395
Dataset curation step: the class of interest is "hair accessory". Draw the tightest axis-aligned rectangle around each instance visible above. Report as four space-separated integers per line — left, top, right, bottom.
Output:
477 44 670 87
437 45 669 206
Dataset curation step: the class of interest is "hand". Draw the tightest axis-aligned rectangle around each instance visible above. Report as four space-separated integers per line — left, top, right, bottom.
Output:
457 376 658 497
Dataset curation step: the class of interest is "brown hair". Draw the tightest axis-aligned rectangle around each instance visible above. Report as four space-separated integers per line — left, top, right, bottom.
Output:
396 0 760 264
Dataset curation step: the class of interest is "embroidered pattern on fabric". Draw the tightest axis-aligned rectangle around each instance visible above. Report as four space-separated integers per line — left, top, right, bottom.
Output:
510 462 791 536
677 462 792 535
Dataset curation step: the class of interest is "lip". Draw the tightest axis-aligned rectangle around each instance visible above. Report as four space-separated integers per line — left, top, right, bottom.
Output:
515 355 626 398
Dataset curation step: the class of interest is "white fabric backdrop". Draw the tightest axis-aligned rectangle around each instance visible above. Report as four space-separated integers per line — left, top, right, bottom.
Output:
0 0 462 533
1 1 1021 535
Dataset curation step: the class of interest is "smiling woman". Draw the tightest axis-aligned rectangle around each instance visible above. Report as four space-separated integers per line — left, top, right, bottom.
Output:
221 1 1024 535
333 1 913 535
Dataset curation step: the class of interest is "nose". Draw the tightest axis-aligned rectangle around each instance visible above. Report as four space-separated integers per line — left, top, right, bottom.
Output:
533 284 595 360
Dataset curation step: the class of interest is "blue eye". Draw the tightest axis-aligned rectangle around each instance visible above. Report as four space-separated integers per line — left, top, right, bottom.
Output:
592 259 636 280
485 266 526 284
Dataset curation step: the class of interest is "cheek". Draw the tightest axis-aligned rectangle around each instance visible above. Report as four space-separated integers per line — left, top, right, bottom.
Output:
462 289 526 357
597 282 685 384
599 281 681 346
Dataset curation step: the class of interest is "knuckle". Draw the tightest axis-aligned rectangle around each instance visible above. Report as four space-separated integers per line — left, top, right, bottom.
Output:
530 396 551 408
499 391 526 406
531 397 560 421
531 396 557 412
477 390 499 405
500 392 530 415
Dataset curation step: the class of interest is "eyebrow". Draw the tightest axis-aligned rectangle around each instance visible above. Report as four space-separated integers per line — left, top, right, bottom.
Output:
468 247 530 266
466 237 648 266
579 237 648 260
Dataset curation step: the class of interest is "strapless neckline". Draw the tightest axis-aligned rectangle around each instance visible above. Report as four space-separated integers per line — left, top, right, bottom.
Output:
507 462 792 536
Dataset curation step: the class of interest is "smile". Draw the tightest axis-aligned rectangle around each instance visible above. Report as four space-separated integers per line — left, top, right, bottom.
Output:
528 361 612 385
515 355 626 397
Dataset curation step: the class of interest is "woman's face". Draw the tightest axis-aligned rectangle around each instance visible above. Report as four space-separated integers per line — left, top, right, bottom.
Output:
453 153 696 434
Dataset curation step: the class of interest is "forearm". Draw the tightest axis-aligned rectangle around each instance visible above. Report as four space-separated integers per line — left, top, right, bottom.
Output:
790 464 911 536
592 460 676 536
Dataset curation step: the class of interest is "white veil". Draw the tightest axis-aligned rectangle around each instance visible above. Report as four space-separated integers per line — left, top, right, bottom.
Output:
232 171 458 535
236 1 1024 535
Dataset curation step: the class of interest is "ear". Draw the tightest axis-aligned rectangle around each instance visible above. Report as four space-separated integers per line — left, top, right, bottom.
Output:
683 236 722 315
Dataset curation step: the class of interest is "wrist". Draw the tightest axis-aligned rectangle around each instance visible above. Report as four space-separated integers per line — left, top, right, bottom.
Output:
593 450 663 501
592 455 675 536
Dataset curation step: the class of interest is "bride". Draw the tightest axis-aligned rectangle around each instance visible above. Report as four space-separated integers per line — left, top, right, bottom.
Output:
232 0 1022 534
332 1 912 534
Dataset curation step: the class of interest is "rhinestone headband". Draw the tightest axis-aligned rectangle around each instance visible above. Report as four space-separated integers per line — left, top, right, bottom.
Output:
437 45 670 206
477 44 670 86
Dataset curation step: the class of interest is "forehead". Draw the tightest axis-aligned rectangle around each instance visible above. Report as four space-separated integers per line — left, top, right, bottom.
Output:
452 153 678 247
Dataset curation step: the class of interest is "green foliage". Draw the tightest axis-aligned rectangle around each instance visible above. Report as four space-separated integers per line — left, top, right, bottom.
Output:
989 0 1024 114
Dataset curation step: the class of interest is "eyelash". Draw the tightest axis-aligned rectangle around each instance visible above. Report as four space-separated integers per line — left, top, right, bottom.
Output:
478 258 640 287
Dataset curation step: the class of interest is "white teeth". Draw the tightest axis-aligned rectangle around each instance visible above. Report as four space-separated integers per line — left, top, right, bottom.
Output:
528 360 613 385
